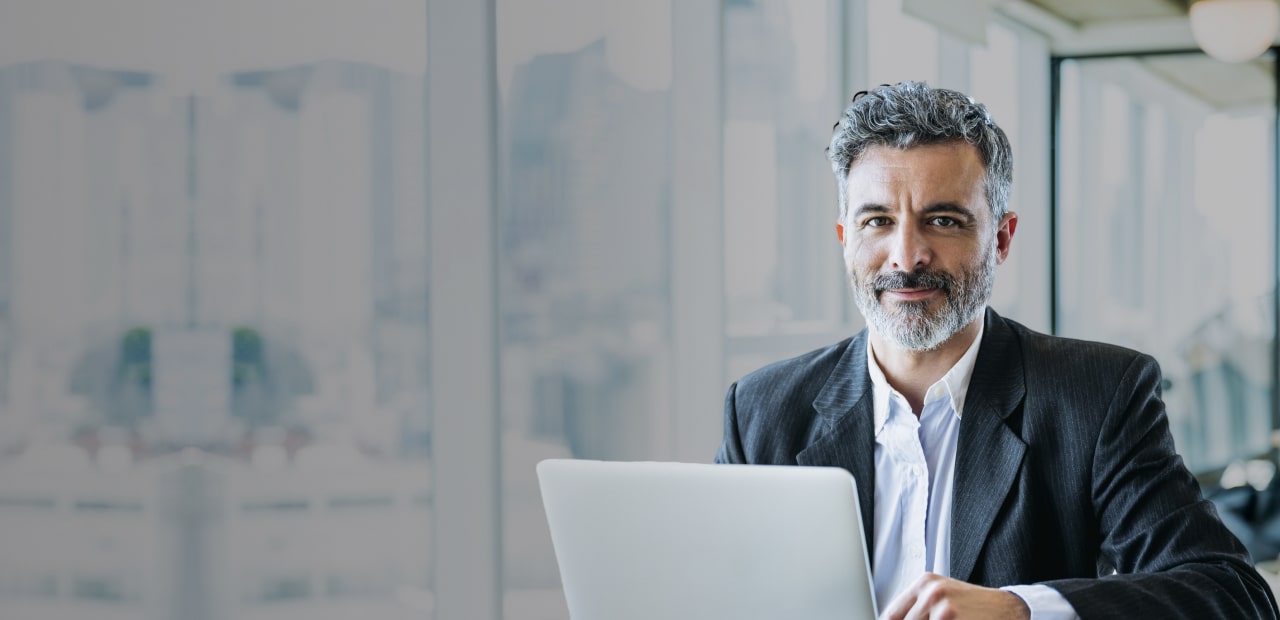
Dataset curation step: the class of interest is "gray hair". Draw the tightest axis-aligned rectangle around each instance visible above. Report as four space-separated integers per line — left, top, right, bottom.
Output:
827 81 1012 223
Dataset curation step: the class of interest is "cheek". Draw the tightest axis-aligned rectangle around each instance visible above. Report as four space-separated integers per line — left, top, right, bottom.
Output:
845 240 882 275
840 241 859 272
959 236 998 267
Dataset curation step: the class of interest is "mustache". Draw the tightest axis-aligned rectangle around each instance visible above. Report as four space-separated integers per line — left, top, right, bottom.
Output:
871 269 957 295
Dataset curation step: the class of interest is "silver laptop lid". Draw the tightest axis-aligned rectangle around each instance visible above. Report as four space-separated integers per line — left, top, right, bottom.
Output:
537 459 877 620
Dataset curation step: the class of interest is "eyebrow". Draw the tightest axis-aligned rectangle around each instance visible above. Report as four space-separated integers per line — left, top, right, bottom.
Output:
922 203 977 222
851 203 891 218
852 202 978 222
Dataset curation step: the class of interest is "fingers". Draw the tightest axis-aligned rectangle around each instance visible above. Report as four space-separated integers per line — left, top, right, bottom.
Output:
879 572 945 620
878 573 1028 620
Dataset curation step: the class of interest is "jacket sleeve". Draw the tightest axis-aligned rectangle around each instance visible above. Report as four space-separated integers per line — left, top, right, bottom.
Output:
1043 354 1279 619
714 381 746 464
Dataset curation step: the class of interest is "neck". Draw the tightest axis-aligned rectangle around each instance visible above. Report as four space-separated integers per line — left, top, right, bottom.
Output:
869 318 981 413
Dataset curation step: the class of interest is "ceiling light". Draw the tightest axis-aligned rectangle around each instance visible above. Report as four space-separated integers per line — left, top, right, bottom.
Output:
1190 0 1280 62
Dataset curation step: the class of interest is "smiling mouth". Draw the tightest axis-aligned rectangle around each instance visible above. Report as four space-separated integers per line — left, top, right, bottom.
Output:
882 288 939 302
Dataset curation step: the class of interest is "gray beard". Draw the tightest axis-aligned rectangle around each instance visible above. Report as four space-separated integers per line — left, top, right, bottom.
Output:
850 246 996 351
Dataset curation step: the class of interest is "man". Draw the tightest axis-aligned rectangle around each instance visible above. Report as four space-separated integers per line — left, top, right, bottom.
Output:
715 81 1280 619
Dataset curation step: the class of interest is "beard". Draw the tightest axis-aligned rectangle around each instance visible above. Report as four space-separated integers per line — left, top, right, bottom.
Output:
849 246 997 352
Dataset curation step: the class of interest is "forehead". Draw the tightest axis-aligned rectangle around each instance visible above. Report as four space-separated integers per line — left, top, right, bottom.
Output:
845 142 986 200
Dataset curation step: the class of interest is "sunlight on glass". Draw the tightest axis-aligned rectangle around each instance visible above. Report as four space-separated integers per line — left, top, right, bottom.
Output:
605 0 671 91
788 1 830 102
968 21 1021 313
1058 56 1275 472
0 1 433 618
868 0 938 85
497 0 670 96
1100 83 1132 186
1196 114 1272 306
724 120 781 312
969 21 1018 134
1 0 427 90
496 0 677 615
722 0 845 339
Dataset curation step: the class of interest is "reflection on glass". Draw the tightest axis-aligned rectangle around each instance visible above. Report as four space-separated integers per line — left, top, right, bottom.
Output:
497 2 674 618
968 20 1026 318
723 0 845 336
1057 54 1275 472
0 3 432 619
867 0 939 86
495 0 726 616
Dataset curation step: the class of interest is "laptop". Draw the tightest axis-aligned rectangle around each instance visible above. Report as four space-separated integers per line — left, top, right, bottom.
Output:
536 459 878 620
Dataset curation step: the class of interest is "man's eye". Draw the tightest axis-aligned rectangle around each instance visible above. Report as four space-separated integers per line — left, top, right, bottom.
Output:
864 216 891 227
930 216 958 227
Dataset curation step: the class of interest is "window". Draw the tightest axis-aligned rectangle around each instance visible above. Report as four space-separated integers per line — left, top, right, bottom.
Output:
723 0 854 379
968 18 1051 330
868 0 940 86
1055 53 1277 472
492 2 1052 617
0 2 433 618
0 1 1062 617
497 1 675 617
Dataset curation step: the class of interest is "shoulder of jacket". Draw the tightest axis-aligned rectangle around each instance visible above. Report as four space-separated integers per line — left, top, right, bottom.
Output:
1002 316 1149 366
736 337 855 389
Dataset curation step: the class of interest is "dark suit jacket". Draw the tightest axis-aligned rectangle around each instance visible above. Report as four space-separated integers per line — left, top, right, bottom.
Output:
716 308 1279 619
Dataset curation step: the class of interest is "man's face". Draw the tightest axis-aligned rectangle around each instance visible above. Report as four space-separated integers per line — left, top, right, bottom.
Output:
835 143 1016 352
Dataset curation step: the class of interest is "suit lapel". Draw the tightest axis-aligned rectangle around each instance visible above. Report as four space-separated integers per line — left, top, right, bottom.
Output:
949 309 1027 583
796 329 877 559
793 312 1028 580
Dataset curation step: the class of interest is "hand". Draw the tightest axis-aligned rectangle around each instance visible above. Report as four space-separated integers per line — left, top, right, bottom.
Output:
878 573 1030 620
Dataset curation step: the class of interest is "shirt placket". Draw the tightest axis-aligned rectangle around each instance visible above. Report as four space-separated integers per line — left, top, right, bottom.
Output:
917 394 949 567
892 397 929 581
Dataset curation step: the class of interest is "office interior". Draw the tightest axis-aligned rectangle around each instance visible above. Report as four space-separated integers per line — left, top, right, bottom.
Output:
0 0 1278 618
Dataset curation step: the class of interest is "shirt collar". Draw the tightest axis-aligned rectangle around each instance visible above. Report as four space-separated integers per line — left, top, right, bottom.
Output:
866 319 986 435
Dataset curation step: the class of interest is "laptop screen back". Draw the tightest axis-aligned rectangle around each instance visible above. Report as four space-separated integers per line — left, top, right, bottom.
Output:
536 459 878 620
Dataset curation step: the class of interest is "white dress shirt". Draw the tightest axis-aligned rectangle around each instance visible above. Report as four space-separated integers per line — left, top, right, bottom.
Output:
868 323 1077 619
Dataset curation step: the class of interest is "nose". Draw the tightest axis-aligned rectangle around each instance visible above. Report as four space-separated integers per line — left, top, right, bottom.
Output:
888 224 931 272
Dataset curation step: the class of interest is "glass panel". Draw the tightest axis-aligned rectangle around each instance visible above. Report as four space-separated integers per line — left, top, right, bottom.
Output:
968 21 1025 317
1057 53 1276 472
723 0 847 338
0 2 432 618
497 1 673 618
969 22 1019 135
867 0 940 86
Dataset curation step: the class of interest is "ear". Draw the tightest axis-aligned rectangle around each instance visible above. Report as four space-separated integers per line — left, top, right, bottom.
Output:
836 220 846 246
995 211 1017 264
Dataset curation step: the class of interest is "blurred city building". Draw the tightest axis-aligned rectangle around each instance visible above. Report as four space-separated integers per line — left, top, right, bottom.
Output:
0 58 433 619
